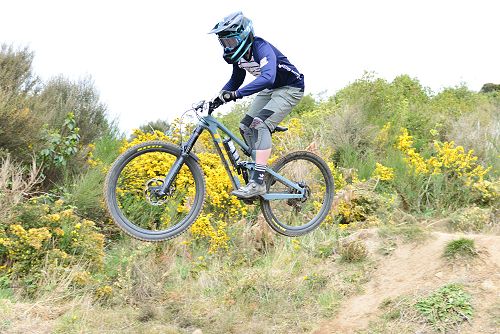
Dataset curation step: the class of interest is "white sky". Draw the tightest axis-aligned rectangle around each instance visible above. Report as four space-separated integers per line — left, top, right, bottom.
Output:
1 0 499 132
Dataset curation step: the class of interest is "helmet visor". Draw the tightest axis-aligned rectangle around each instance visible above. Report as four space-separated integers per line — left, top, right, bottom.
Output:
219 36 241 50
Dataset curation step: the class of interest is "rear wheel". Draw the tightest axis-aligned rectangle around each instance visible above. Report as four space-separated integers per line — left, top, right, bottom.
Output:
104 141 206 241
261 151 334 236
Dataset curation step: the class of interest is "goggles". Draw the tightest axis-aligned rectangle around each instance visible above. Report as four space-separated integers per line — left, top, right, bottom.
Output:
218 35 243 50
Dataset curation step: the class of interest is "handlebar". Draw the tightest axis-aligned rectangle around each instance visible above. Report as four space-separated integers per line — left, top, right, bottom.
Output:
192 99 223 115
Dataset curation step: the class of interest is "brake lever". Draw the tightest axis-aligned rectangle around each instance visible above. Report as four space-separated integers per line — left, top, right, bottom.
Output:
193 100 205 112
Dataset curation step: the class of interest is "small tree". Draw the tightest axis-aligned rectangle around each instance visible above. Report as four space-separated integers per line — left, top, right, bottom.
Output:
480 83 500 93
138 119 170 134
35 76 109 145
0 44 42 161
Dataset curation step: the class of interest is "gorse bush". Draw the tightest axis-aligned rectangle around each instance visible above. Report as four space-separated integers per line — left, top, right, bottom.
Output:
118 128 247 253
449 206 493 232
0 196 105 293
395 127 497 210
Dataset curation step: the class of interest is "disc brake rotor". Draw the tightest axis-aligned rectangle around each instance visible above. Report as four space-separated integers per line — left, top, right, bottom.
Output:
144 178 175 206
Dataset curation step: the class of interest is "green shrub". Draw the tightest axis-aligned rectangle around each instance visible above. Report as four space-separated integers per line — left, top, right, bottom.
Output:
0 45 42 161
415 284 473 332
0 196 105 293
68 168 106 221
431 84 487 117
138 119 170 134
443 238 477 259
35 76 110 146
292 93 317 115
37 112 81 186
333 73 433 139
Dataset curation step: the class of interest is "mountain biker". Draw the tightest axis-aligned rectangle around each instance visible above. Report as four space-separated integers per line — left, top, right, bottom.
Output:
210 11 305 199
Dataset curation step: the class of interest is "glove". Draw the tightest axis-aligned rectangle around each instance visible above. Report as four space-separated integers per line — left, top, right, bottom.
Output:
210 96 224 110
219 90 238 103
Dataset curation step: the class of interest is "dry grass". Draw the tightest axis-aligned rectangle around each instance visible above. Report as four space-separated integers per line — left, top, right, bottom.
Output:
27 227 372 333
0 154 43 220
448 103 500 168
339 239 368 263
324 104 377 152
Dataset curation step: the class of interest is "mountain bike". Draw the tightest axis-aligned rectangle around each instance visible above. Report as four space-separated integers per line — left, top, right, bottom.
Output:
104 101 334 241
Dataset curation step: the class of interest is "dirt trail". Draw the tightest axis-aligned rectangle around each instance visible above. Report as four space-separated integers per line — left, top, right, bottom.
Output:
313 232 500 334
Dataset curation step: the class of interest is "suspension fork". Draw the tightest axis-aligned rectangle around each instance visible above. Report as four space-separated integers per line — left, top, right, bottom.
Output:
158 125 204 195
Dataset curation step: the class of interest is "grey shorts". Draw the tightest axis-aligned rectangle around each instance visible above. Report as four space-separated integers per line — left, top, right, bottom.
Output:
244 86 304 131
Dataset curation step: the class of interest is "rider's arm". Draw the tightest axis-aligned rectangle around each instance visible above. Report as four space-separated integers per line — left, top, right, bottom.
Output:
235 40 277 98
222 64 246 91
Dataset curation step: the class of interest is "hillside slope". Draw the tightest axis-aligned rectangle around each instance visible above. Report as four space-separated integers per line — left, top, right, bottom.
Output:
313 231 499 334
1 227 498 334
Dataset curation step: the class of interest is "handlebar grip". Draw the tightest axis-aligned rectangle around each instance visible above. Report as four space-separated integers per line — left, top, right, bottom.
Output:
209 99 223 114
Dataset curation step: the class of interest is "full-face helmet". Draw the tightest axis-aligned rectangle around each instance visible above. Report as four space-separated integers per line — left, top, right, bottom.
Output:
209 11 254 64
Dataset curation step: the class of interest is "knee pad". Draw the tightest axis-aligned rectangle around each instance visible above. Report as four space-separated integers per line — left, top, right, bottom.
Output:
249 117 272 150
239 123 254 150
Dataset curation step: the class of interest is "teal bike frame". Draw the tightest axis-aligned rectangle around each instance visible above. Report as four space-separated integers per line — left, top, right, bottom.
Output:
159 110 305 201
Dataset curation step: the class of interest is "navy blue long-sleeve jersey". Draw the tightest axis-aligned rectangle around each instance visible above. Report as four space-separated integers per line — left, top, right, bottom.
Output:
222 37 304 98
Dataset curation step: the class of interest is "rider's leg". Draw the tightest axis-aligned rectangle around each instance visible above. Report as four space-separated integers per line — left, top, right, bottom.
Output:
251 86 304 175
249 116 272 185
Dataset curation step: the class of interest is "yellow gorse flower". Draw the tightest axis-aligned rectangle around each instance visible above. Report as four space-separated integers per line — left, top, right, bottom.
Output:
118 128 248 252
1 197 106 277
372 163 395 181
47 213 61 222
396 128 496 201
375 122 391 146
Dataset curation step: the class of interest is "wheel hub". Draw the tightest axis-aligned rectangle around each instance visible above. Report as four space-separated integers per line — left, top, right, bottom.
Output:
144 178 174 206
286 182 311 210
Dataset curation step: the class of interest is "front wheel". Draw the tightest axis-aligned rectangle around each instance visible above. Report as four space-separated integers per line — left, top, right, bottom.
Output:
104 141 206 241
261 151 334 236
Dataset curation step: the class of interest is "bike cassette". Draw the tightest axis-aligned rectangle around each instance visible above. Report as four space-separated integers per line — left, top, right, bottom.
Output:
286 182 311 209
